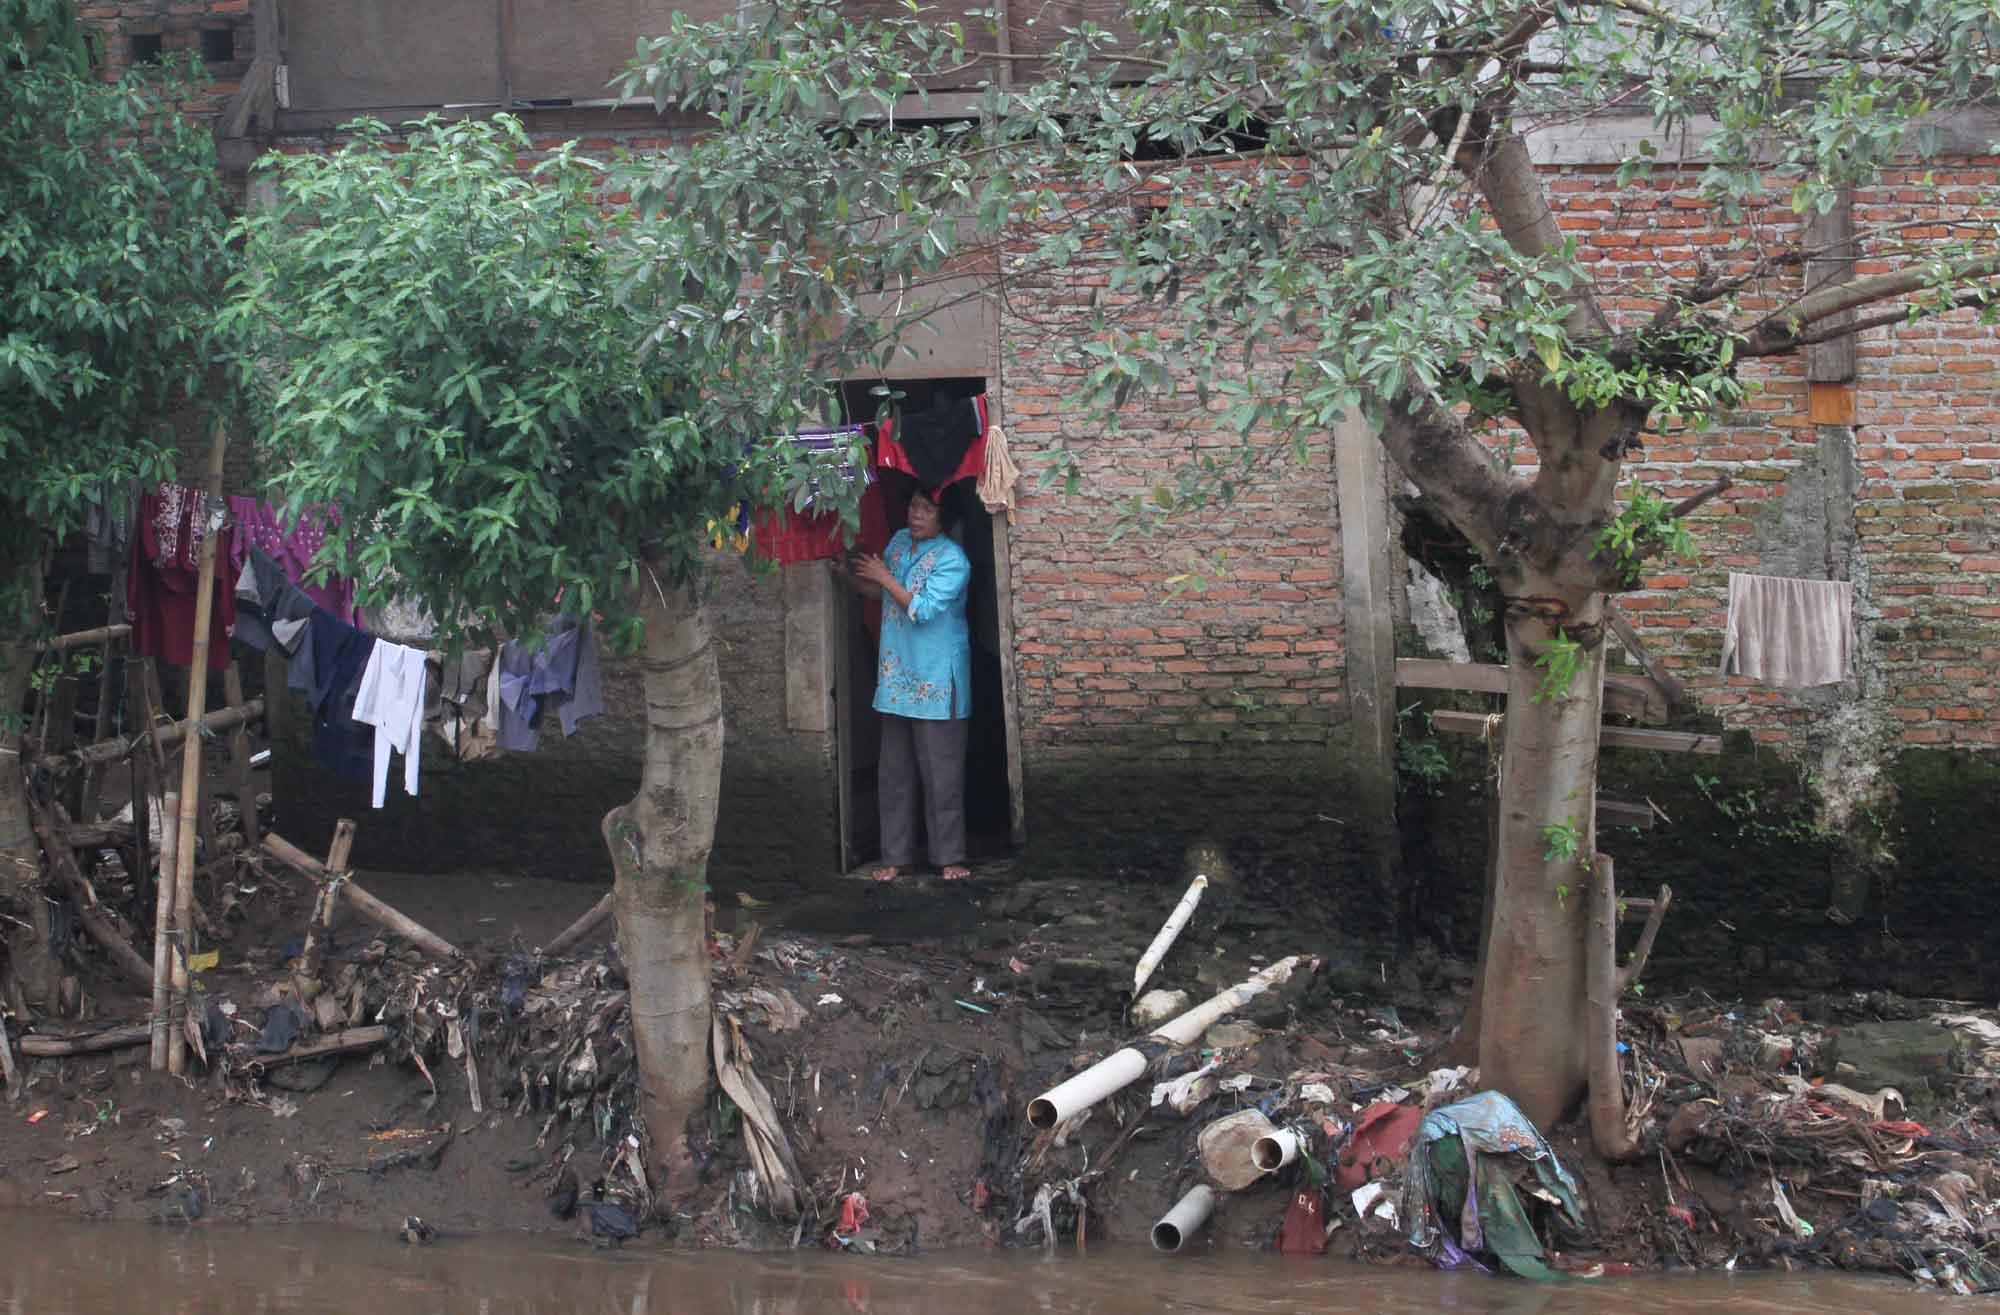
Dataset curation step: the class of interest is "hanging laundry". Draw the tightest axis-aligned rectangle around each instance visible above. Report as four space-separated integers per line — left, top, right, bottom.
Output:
527 614 605 738
492 640 542 753
288 607 376 783
85 481 133 575
976 423 1022 514
127 484 237 672
432 648 500 763
1720 572 1854 688
225 496 362 627
233 546 317 656
749 426 875 565
876 394 989 492
353 641 428 809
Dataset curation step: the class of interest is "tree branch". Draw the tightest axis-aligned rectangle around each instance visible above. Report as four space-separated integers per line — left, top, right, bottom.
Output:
1616 883 1673 994
1744 287 2000 355
1373 392 1518 563
1668 473 1731 520
1737 257 2000 356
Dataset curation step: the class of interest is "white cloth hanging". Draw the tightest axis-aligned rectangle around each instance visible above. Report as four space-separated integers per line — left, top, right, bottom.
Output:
1720 572 1853 688
353 640 428 808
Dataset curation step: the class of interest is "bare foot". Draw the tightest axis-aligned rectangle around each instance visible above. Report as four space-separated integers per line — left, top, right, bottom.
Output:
939 864 972 881
871 866 901 883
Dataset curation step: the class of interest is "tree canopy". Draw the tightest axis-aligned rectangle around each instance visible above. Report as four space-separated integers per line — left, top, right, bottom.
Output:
617 0 2000 551
225 114 856 646
0 44 230 597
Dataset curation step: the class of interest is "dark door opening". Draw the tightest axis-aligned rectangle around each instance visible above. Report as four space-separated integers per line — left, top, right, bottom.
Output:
834 377 1017 869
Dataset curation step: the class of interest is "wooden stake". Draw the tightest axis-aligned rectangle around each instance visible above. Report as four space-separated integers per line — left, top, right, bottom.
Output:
81 628 122 821
1586 854 1640 1162
169 422 228 1076
223 663 260 851
298 819 354 981
150 790 180 1071
262 833 462 960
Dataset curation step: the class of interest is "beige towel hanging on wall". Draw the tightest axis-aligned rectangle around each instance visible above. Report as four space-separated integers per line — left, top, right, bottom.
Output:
1720 572 1854 688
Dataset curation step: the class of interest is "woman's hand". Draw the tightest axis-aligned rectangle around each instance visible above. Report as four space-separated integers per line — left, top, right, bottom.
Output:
854 554 894 589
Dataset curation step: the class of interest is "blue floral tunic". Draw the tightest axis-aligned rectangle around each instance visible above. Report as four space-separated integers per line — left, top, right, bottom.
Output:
873 529 972 720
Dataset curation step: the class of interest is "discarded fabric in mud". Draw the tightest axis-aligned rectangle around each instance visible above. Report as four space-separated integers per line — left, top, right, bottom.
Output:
1402 1090 1586 1281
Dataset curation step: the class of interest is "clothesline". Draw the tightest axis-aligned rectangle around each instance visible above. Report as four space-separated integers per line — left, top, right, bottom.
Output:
128 481 604 811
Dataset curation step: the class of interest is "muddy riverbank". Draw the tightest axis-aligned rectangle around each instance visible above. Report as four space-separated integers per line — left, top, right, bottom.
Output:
6 850 2000 1303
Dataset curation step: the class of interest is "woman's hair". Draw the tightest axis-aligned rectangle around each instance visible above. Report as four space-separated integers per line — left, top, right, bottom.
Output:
911 483 967 534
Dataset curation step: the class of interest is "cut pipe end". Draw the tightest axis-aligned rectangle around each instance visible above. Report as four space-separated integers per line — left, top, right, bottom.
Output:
1252 1137 1285 1171
1027 1097 1059 1130
1151 1221 1186 1253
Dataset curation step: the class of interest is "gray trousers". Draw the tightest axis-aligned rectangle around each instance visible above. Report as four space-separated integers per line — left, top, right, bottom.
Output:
878 713 968 868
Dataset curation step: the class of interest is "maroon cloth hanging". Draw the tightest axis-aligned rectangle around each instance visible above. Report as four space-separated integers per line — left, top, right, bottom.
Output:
127 484 236 672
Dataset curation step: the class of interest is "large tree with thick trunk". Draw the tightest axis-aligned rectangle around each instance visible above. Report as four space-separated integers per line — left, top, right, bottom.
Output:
225 115 851 1190
0 17 231 1012
624 0 2000 1132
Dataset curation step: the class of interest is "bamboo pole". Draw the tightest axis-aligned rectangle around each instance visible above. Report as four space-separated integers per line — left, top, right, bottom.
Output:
169 423 228 1076
298 819 354 980
21 1022 152 1057
63 699 264 769
32 623 133 654
542 891 613 957
261 832 463 960
149 790 180 1070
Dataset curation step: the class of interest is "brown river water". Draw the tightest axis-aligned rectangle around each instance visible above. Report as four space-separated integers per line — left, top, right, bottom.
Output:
0 1223 1974 1315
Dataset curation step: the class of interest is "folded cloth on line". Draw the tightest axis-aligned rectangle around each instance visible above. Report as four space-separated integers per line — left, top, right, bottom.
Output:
1720 572 1854 688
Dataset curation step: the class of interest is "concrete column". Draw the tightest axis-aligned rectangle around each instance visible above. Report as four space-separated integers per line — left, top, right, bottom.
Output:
782 561 837 734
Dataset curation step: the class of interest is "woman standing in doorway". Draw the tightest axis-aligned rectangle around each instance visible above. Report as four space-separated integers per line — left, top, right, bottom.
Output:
835 488 973 881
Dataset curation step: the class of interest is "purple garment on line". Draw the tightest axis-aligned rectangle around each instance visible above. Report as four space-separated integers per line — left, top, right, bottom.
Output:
226 497 362 627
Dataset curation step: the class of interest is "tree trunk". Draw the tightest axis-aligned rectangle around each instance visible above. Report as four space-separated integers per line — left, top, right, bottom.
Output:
1473 604 1606 1130
1 557 56 1014
604 569 723 1200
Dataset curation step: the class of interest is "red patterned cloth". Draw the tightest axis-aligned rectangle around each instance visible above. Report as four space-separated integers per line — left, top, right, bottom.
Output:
128 485 236 671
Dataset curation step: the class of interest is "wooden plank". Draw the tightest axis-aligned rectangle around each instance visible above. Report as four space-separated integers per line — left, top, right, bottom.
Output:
1337 410 1399 893
1804 186 1857 384
1395 658 1669 723
1429 709 1720 755
1596 796 1656 830
1808 381 1857 425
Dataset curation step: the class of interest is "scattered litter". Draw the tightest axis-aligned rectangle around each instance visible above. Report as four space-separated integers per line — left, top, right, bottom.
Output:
1351 1181 1397 1227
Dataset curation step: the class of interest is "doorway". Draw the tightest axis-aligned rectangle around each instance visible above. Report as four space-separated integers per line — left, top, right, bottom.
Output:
833 376 1021 871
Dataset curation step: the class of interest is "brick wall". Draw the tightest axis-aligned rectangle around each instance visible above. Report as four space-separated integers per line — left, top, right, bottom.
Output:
1497 162 2000 753
995 225 1363 884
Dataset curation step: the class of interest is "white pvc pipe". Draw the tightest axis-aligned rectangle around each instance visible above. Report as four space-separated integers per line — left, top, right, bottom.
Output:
1133 874 1208 997
1252 1127 1303 1173
1027 955 1305 1130
1152 955 1303 1047
1027 1047 1148 1130
1152 1185 1216 1253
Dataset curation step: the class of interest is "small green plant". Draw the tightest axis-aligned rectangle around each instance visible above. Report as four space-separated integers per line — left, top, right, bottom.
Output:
1532 629 1585 703
1593 479 1700 588
1542 819 1582 863
1394 702 1452 796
